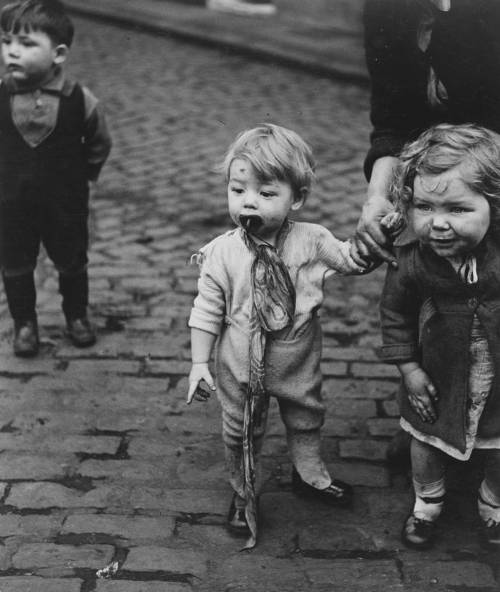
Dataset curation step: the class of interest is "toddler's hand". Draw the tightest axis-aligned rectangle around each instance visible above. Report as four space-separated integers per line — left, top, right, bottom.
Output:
402 367 438 423
187 363 216 405
349 240 381 273
380 211 405 239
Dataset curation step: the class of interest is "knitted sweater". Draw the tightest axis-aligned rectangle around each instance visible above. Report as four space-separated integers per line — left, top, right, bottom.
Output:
189 221 363 338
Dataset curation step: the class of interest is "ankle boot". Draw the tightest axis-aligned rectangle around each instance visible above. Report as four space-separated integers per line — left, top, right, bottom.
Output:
2 272 38 356
13 318 39 357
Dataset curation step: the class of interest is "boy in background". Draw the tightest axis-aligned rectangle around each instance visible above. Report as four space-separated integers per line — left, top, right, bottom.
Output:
0 0 111 356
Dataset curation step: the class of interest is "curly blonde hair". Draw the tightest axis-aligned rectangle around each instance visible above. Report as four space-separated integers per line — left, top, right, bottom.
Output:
391 123 500 233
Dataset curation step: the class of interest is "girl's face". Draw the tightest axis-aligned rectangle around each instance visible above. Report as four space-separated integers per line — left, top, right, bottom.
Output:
227 158 304 245
410 170 491 259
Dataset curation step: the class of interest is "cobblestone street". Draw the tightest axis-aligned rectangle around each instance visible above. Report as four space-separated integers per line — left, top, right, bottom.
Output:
0 14 498 592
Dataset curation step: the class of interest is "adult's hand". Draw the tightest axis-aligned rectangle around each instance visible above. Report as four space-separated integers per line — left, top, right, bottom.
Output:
353 194 396 265
353 156 399 266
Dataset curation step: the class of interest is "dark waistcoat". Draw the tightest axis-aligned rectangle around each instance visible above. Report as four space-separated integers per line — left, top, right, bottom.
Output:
0 82 88 204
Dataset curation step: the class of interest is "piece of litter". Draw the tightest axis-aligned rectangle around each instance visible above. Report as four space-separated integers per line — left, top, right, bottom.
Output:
96 560 120 579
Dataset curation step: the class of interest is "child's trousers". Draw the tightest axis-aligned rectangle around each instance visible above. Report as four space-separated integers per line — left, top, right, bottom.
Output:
0 185 90 323
216 314 331 499
2 269 89 323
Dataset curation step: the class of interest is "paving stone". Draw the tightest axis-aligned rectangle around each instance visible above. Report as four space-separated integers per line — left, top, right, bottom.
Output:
0 359 56 374
146 360 192 375
339 439 389 461
0 434 120 454
327 461 391 487
62 514 175 540
0 514 63 538
320 361 349 377
382 400 401 417
124 547 208 577
325 399 377 418
96 583 191 592
322 378 398 400
0 452 75 480
351 363 400 378
79 459 171 481
402 560 497 588
12 543 114 569
367 418 400 437
63 360 140 376
6 482 96 509
215 554 307 589
0 577 83 591
302 558 401 587
322 347 379 362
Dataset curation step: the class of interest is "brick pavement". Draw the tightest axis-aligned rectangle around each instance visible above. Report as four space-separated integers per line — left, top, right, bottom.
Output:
0 15 498 592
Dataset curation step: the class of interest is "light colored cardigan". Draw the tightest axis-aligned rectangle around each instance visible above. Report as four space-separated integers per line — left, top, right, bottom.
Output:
189 221 363 339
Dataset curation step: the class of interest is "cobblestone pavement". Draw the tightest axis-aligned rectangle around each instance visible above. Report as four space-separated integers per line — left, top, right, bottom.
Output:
0 16 498 592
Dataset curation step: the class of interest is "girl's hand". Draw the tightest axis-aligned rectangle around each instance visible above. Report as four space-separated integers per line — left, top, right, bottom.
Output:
187 363 216 405
402 367 438 423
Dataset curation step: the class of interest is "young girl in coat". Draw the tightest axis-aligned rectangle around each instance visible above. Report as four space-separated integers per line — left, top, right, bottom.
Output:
379 123 500 549
187 124 367 548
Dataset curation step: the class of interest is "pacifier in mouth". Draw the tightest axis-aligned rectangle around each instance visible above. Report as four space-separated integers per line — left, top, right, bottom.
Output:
240 214 263 234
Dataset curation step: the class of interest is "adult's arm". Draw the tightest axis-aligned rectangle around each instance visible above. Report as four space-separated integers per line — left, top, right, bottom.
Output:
356 0 432 262
363 0 431 180
353 155 398 264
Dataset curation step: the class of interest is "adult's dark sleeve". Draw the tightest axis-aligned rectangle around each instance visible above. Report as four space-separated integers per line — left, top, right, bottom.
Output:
363 0 431 180
476 0 500 135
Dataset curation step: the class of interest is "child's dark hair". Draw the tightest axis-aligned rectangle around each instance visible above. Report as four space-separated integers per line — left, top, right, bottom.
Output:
392 123 500 233
220 123 316 201
1 0 74 47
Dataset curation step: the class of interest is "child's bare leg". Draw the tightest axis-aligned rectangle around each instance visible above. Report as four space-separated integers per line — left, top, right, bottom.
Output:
403 437 446 549
411 437 446 520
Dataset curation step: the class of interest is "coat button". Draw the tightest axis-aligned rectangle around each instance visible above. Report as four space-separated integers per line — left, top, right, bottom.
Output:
467 297 478 309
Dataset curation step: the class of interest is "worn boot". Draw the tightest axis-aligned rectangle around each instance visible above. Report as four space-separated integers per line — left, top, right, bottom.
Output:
59 270 96 347
66 316 96 347
13 318 39 357
2 272 38 356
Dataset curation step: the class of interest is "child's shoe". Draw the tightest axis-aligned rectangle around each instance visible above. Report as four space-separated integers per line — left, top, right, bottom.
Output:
480 518 500 549
291 468 353 507
13 319 39 357
227 493 250 537
401 513 437 549
66 317 96 347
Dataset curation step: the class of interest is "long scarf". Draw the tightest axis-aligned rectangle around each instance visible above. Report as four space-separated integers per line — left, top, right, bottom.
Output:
241 223 295 549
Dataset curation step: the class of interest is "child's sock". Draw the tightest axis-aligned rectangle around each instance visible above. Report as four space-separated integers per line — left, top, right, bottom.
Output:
413 477 445 521
478 480 500 524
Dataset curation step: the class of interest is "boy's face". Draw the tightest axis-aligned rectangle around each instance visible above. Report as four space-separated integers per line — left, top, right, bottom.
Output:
410 169 490 259
227 158 304 245
1 28 67 86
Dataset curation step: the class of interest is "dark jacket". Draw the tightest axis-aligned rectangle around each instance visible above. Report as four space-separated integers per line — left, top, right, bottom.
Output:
378 237 500 452
364 0 500 179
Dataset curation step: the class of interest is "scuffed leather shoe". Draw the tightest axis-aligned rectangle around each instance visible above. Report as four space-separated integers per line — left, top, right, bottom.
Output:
401 514 437 549
13 319 39 357
66 317 96 348
292 468 353 508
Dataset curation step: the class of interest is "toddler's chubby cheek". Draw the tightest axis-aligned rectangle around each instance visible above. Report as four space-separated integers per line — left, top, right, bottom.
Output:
239 214 263 233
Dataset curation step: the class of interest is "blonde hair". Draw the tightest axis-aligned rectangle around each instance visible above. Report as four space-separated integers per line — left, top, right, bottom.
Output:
220 124 315 200
392 123 500 233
